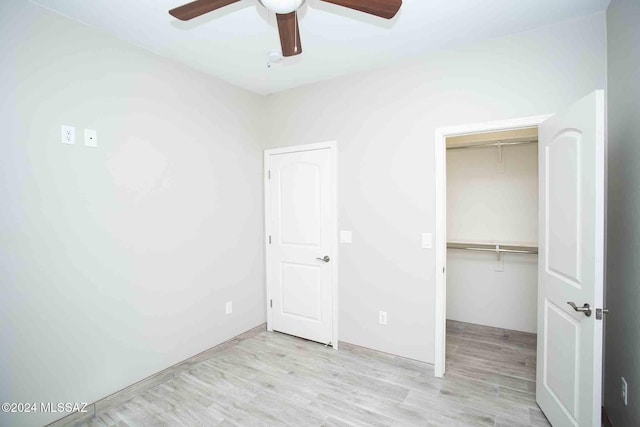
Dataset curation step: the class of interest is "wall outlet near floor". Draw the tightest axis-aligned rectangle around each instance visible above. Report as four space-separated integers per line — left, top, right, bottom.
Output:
225 301 232 315
621 377 628 405
379 311 387 325
61 125 75 145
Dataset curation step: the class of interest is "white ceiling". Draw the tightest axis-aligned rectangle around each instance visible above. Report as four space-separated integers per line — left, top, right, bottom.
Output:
31 0 609 95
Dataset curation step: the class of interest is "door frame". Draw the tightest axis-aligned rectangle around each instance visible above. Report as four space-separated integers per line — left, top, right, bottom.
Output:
264 141 339 349
433 115 552 378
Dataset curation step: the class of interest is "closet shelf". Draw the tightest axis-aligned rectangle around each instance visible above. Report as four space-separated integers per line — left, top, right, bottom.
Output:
447 242 538 258
446 139 537 151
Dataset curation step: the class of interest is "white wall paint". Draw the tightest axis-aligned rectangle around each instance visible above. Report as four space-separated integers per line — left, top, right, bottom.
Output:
264 13 606 362
0 3 608 423
605 0 640 425
0 1 265 426
447 144 538 333
447 253 537 333
447 144 538 245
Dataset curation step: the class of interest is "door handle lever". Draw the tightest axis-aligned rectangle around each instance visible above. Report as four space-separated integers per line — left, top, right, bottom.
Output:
567 302 592 317
316 256 330 263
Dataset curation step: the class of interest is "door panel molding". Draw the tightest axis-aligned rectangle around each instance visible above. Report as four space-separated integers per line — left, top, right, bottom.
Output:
537 90 605 427
264 141 338 349
543 298 581 423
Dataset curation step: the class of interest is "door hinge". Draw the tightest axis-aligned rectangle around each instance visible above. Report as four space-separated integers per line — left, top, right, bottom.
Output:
268 170 271 180
443 267 445 274
596 308 609 320
270 299 273 308
269 235 271 244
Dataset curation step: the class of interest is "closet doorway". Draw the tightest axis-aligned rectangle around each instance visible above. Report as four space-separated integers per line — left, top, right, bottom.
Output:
434 93 606 427
433 115 550 379
444 126 541 393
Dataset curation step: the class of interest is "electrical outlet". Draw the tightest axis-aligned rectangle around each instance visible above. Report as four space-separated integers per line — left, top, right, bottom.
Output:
61 125 75 145
622 377 628 406
225 301 232 315
84 129 97 147
379 311 387 325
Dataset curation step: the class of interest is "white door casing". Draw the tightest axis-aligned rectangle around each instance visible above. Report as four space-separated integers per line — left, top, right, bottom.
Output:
264 142 338 347
433 115 552 378
536 91 605 427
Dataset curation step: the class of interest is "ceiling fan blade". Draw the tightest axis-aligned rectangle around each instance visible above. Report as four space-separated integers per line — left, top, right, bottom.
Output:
169 0 241 21
319 0 402 19
276 12 302 57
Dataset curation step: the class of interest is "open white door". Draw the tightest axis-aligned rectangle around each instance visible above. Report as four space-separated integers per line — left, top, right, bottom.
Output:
265 143 337 346
537 91 605 427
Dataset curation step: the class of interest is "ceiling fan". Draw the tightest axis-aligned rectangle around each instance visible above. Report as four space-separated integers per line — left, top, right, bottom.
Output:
169 0 402 57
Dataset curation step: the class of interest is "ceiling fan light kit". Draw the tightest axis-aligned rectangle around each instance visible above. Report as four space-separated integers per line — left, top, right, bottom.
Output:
259 0 305 14
169 0 402 57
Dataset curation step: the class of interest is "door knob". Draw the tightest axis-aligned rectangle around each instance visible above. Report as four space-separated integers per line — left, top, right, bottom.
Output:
567 302 592 317
316 256 330 263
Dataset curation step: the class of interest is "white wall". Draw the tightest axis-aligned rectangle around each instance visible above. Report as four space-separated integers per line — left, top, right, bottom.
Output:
0 4 609 424
604 0 640 425
264 13 606 362
446 144 538 333
0 1 266 426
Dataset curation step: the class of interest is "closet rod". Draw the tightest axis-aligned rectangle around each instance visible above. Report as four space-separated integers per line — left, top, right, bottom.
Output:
447 242 538 255
446 139 538 151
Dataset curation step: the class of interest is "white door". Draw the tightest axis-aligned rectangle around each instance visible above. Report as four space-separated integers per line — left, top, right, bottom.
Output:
265 144 336 345
537 91 605 427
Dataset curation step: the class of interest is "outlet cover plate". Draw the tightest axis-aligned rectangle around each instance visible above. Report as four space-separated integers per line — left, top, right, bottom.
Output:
379 311 387 325
225 301 233 315
61 125 75 145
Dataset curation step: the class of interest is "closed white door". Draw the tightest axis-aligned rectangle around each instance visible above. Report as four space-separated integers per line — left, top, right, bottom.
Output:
266 145 336 345
537 91 605 427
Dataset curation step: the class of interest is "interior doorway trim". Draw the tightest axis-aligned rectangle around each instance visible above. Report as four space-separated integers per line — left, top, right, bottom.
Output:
263 141 339 349
433 115 552 378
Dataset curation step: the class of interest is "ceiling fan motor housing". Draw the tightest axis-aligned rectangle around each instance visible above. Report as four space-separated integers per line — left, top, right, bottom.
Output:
260 0 304 14
169 0 403 58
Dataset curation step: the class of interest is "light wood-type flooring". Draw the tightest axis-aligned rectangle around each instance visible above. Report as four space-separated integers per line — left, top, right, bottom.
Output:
72 321 550 426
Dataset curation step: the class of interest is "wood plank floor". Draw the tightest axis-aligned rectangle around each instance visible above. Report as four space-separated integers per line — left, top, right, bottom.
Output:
446 320 550 427
72 321 550 426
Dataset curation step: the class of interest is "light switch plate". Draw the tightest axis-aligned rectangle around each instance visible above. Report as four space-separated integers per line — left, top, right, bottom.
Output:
340 230 352 244
84 129 97 147
421 233 432 249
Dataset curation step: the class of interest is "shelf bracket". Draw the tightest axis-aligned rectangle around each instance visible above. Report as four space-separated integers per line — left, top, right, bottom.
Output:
496 141 505 173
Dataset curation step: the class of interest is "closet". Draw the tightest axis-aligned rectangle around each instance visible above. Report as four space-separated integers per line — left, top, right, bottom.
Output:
445 128 540 383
